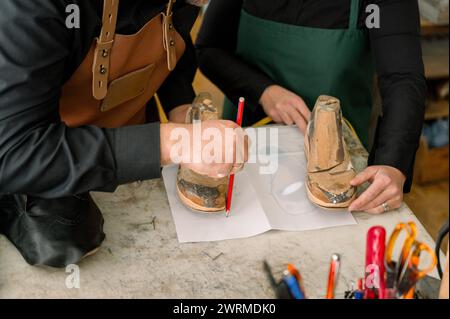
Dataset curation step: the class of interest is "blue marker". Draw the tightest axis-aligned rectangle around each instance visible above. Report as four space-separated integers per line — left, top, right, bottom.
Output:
354 290 364 299
283 270 305 299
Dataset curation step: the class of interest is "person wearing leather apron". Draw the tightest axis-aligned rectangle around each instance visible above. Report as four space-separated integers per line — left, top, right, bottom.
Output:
0 0 244 268
196 0 427 215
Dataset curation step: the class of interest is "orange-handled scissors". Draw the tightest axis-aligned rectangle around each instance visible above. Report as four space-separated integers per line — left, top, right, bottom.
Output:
386 222 418 289
385 222 437 299
397 242 437 299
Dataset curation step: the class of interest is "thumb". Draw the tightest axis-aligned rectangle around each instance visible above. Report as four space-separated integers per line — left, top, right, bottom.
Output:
351 166 379 186
230 163 245 175
293 96 311 122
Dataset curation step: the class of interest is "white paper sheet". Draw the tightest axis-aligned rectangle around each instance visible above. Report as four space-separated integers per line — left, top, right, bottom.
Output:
162 126 357 243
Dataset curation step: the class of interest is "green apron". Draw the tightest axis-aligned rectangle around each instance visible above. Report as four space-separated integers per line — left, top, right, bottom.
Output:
223 0 374 147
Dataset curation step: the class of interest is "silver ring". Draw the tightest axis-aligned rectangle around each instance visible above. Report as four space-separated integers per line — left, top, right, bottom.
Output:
382 202 390 213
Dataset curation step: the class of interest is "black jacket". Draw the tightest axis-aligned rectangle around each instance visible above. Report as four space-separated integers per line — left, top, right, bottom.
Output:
0 0 199 198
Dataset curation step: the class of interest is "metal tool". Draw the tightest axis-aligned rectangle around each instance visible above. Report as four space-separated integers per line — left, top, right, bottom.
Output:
263 261 292 299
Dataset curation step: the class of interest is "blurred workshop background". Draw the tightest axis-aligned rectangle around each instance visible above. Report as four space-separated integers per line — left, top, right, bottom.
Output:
190 0 450 249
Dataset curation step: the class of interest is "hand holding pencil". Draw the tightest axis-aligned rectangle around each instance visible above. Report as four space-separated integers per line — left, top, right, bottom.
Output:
226 97 246 217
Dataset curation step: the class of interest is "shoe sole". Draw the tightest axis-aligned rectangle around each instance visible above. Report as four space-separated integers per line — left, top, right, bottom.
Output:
305 181 355 211
176 182 225 213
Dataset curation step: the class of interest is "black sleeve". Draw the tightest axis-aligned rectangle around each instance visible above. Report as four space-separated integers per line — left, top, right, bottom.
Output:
195 0 276 112
367 0 427 192
0 0 162 199
157 4 200 112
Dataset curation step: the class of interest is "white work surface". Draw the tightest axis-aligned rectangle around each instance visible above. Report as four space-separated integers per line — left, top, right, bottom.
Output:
163 127 357 243
0 125 440 299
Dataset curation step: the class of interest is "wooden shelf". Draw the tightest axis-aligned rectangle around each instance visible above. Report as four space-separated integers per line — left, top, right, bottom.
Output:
414 136 449 184
422 37 449 79
421 20 449 36
425 99 449 120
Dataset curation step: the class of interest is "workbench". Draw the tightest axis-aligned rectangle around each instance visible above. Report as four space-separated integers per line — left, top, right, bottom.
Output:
0 125 440 299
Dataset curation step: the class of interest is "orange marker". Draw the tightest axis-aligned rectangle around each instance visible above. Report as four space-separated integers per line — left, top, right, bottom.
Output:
226 97 245 217
326 254 341 299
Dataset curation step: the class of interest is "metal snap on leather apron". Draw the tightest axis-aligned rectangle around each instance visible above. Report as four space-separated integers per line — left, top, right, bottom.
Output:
60 0 186 128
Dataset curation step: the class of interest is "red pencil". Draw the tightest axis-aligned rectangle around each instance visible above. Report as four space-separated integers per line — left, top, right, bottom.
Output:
326 254 341 299
226 97 245 217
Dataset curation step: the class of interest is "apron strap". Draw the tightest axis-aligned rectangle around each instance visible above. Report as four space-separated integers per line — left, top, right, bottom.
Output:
92 0 120 100
92 0 178 100
166 0 176 16
163 0 178 71
349 0 360 31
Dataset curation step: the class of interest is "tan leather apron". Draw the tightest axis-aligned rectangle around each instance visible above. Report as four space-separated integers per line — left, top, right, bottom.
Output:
60 0 186 128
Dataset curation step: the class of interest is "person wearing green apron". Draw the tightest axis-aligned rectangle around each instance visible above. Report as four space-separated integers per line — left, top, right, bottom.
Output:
196 0 427 214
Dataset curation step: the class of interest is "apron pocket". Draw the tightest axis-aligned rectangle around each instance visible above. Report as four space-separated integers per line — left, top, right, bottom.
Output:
100 63 156 112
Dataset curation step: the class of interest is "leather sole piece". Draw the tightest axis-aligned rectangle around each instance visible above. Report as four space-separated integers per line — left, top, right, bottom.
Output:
176 182 225 213
305 179 355 211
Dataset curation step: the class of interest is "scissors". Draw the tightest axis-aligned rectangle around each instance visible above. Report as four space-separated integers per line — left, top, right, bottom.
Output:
385 222 437 299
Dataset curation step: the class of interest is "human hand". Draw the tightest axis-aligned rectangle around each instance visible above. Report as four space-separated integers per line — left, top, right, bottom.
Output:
348 166 407 214
168 104 191 124
160 120 248 178
259 85 311 133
